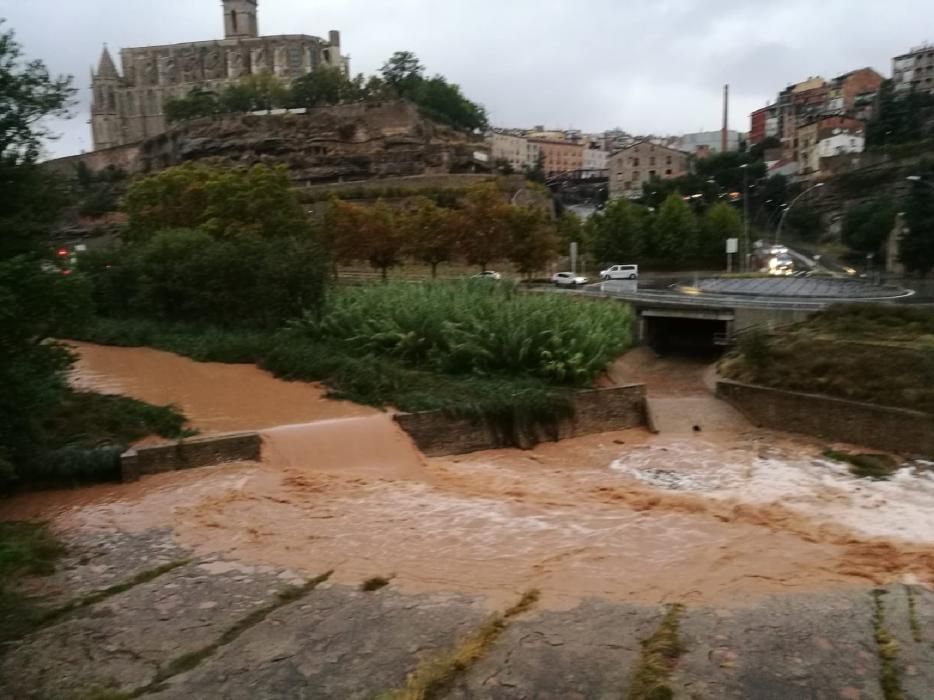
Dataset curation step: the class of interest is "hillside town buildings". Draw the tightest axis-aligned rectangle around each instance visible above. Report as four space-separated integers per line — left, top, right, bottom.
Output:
90 0 348 149
607 142 690 199
893 43 934 95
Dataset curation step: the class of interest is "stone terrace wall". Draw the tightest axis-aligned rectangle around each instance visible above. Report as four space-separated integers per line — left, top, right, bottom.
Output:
121 432 261 482
716 380 934 456
395 384 647 457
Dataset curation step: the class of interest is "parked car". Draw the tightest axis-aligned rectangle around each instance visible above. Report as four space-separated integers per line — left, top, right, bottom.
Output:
471 270 502 281
551 272 589 287
600 264 639 281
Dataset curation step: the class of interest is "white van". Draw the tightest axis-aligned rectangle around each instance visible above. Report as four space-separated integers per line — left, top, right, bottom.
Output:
600 264 639 281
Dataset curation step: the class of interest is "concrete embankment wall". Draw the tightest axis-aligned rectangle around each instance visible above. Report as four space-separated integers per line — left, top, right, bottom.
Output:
716 380 934 456
395 384 647 457
121 432 261 482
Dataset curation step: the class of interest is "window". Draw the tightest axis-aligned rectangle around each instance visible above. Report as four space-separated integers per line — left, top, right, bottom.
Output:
231 10 238 31
649 170 657 179
632 157 640 166
666 156 672 165
650 157 656 166
665 169 672 175
633 171 641 181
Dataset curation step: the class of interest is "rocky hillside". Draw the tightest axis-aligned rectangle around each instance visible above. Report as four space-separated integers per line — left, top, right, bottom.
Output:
138 100 489 183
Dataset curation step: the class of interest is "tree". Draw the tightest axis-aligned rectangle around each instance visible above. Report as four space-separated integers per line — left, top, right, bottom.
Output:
290 66 352 108
0 23 91 484
700 202 742 259
124 163 311 240
165 86 220 123
524 151 546 183
412 75 488 131
588 198 648 263
507 207 560 279
842 199 897 257
380 51 425 96
360 201 405 279
403 197 456 278
652 194 699 260
901 182 934 276
457 183 513 270
0 22 75 163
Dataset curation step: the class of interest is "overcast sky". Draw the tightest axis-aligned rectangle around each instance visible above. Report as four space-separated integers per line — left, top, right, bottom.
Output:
4 0 933 158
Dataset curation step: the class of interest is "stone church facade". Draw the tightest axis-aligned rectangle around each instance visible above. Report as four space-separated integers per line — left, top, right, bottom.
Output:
90 0 348 150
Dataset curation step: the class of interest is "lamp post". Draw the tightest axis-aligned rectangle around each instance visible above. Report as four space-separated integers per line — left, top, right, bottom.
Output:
775 182 825 245
740 164 750 271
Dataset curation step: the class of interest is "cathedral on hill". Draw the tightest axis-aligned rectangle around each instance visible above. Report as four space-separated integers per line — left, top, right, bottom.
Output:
90 0 348 150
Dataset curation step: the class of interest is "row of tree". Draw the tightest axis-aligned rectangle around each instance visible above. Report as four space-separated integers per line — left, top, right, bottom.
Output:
326 183 558 278
582 195 743 265
165 51 488 133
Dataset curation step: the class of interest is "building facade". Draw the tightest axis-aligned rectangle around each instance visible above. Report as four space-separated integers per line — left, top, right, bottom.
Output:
488 131 543 172
583 147 608 171
797 116 864 175
607 141 690 199
529 139 584 176
672 130 741 156
91 0 348 150
893 44 934 95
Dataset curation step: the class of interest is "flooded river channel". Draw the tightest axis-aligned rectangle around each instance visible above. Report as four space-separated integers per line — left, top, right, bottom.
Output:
6 343 934 610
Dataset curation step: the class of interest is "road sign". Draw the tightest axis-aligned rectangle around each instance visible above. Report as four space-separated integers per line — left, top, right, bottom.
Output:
726 238 739 254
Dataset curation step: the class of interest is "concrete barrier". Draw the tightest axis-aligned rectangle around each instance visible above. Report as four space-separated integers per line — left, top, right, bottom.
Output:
395 384 647 457
120 432 261 482
716 379 934 456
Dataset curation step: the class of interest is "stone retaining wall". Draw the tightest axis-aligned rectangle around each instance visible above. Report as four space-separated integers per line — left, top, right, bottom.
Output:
716 380 934 456
395 384 647 457
120 432 261 482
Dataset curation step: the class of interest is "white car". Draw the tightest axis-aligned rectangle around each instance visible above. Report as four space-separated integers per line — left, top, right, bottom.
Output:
471 270 502 281
600 264 639 281
551 272 589 287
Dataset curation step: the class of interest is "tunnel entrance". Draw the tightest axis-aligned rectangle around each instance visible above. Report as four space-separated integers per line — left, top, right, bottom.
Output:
640 310 733 358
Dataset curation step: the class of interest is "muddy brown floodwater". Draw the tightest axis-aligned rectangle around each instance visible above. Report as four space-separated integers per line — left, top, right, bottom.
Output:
6 343 934 610
68 340 377 433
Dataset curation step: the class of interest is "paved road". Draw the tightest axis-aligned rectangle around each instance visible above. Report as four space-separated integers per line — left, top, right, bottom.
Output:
2 527 931 699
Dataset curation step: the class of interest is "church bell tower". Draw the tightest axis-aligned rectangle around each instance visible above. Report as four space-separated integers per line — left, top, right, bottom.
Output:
223 0 259 39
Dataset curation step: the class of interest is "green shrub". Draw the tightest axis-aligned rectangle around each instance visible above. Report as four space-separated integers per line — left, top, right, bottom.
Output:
291 281 633 386
78 231 329 329
43 391 191 450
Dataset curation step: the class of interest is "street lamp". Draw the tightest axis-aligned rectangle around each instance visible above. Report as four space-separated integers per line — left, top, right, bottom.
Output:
740 164 750 271
775 182 824 245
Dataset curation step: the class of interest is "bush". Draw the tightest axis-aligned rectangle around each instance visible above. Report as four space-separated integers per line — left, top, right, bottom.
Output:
291 281 634 385
78 231 329 329
43 391 191 450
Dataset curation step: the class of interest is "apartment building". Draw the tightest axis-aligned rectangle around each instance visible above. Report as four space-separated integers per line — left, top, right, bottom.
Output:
528 139 584 176
893 44 934 95
607 141 690 199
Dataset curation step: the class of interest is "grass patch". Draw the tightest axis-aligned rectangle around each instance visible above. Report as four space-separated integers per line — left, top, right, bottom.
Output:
383 589 540 700
0 522 66 644
44 391 193 450
361 576 393 592
823 449 900 480
721 305 934 414
626 603 685 700
906 586 922 644
872 589 905 700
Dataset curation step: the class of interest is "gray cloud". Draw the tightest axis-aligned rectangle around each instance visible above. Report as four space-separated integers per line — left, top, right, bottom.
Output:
3 0 932 158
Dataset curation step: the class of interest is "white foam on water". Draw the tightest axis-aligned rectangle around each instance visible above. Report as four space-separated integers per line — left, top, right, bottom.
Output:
610 440 934 544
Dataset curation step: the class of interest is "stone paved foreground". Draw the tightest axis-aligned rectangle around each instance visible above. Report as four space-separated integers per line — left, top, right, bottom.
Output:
1 528 932 700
